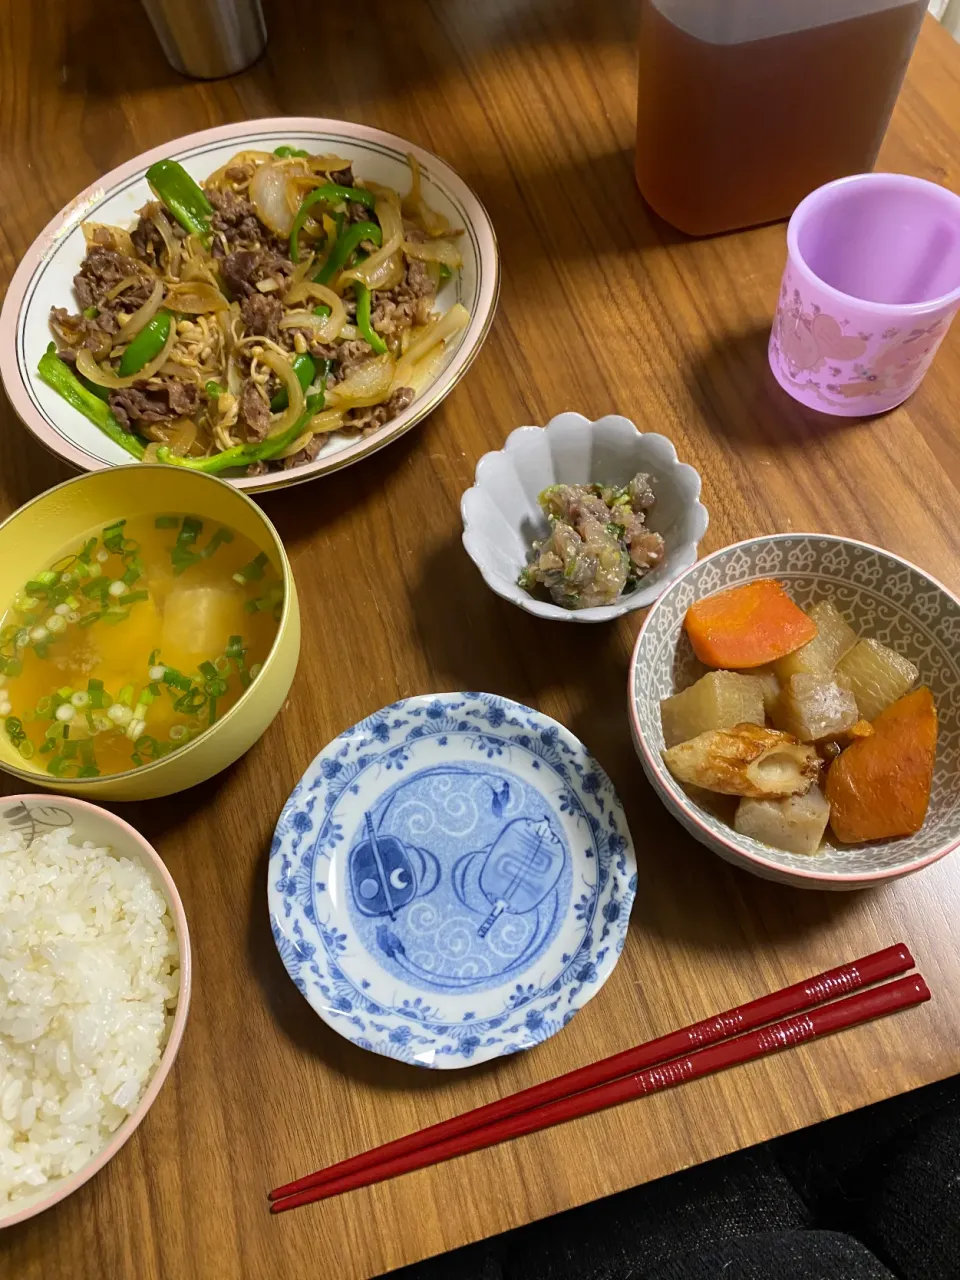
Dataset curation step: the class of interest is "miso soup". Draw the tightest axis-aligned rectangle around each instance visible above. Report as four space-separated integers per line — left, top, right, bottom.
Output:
0 513 282 779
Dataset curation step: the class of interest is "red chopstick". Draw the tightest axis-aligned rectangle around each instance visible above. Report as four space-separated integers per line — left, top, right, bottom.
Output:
269 943 915 1205
271 973 930 1213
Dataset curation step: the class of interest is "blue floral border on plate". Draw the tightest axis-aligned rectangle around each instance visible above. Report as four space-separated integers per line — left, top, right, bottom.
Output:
268 693 638 1068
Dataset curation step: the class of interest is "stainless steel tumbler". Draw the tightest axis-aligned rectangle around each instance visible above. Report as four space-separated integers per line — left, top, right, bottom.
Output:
141 0 267 80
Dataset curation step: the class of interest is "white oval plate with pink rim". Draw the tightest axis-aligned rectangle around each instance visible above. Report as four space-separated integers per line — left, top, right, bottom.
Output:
628 534 960 891
0 117 499 493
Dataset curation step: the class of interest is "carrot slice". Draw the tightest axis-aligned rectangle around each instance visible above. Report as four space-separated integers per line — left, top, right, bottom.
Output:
684 580 818 670
825 687 937 843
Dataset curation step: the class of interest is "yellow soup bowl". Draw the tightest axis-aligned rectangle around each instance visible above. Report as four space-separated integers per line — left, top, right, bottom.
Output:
0 465 300 800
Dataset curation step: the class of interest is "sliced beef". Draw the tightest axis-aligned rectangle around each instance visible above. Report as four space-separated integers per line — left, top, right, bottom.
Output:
342 386 415 433
220 247 292 298
131 203 167 266
240 291 283 340
238 380 272 441
224 163 255 184
333 338 373 383
329 166 354 187
347 200 371 225
73 247 147 311
281 433 326 470
369 260 438 337
108 378 202 429
48 307 113 360
206 186 265 252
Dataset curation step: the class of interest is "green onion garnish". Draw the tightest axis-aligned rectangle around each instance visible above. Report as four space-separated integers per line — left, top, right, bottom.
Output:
102 520 127 555
155 515 180 529
233 551 268 585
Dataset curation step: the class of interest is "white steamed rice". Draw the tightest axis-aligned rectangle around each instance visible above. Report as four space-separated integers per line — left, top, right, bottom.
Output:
0 825 179 1203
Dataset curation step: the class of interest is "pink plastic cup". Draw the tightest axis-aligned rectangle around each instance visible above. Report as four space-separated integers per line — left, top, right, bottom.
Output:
769 173 960 416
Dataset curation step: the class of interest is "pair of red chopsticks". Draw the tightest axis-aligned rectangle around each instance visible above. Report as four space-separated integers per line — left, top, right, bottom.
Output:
268 943 928 1214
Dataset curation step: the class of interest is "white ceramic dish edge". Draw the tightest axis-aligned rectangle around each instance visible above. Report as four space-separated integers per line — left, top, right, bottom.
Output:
461 412 708 623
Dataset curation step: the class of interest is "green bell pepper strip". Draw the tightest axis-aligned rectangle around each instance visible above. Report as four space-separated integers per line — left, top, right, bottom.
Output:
156 395 323 474
37 345 145 460
353 281 387 355
289 184 378 263
314 220 382 286
274 145 309 158
145 159 214 239
270 353 316 412
117 310 172 377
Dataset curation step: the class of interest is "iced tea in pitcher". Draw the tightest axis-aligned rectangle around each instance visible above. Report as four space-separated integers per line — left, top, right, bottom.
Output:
635 0 927 236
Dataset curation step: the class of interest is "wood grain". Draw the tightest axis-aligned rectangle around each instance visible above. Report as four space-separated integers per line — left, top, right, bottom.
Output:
1 4 960 1277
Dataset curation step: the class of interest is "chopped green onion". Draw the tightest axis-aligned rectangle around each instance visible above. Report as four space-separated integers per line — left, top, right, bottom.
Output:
78 612 101 628
118 590 149 606
162 667 193 692
233 551 268 585
177 516 202 547
155 515 180 529
102 520 127 554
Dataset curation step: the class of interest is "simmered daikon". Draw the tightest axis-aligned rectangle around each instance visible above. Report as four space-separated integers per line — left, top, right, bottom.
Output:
734 786 831 855
773 599 857 681
660 671 766 748
836 638 919 722
771 673 859 743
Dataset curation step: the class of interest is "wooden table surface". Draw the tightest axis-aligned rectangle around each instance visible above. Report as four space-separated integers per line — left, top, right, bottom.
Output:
2 3 960 1277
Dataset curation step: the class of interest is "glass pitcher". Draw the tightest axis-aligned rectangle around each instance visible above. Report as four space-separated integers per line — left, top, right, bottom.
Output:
634 0 928 237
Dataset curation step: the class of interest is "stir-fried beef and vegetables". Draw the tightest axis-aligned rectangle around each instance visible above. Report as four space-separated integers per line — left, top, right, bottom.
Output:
41 149 470 474
518 476 666 609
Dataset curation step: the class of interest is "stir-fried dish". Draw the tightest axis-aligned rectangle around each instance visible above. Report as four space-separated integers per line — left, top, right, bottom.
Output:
0 514 281 778
40 149 470 475
518 475 666 609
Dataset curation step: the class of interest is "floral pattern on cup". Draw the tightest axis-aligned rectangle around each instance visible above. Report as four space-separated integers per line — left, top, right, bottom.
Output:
769 271 954 414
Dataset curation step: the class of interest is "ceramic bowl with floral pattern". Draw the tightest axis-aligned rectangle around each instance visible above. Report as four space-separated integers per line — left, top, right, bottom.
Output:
628 535 960 889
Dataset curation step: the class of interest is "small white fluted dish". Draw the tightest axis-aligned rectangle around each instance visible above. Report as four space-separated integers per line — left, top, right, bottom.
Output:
461 413 708 623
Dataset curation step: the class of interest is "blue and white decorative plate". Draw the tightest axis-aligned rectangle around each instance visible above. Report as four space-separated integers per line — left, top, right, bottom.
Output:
268 693 637 1068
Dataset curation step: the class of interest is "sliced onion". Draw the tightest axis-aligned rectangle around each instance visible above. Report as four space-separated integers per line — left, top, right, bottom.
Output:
401 154 452 239
287 251 317 289
151 208 181 277
165 281 230 313
250 160 299 236
393 304 470 385
282 282 346 341
76 324 176 389
116 277 165 340
260 348 306 436
325 354 395 409
180 236 220 286
82 223 137 258
396 344 445 398
166 417 198 456
338 194 404 292
274 409 345 459
226 353 242 397
204 150 276 189
403 238 463 269
104 276 140 302
306 154 353 174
